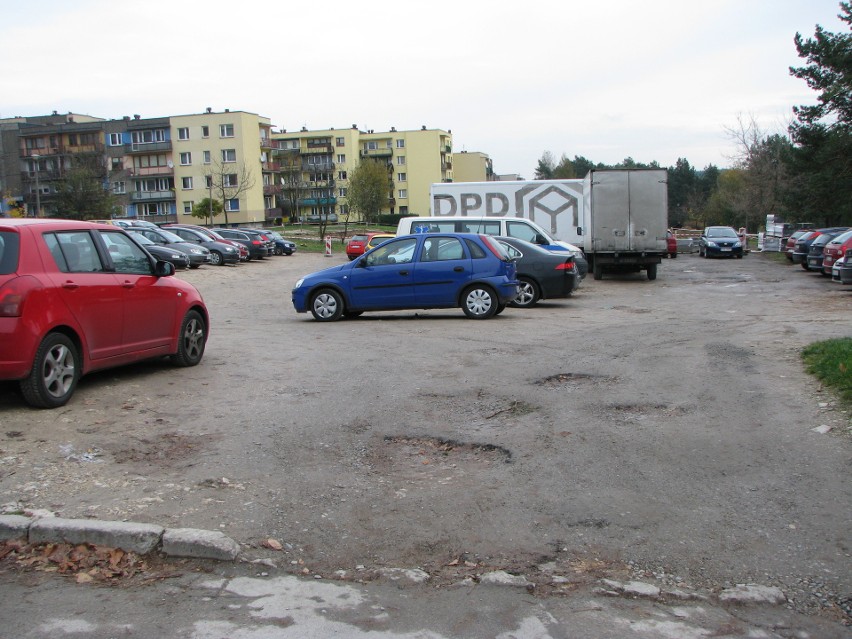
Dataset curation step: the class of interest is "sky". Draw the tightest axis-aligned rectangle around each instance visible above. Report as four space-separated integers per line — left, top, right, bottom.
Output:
1 0 846 177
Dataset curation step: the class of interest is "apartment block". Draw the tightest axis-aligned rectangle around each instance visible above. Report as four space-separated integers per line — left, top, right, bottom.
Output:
271 125 453 221
451 151 494 183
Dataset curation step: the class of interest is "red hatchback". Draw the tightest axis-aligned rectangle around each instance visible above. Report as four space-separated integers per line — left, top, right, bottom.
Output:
822 229 852 275
346 232 388 261
0 219 209 408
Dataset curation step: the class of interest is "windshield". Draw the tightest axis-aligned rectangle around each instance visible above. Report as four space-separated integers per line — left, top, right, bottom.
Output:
157 229 185 243
129 231 154 246
706 227 737 238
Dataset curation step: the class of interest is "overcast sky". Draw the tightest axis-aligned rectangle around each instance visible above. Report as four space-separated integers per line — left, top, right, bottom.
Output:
2 0 845 177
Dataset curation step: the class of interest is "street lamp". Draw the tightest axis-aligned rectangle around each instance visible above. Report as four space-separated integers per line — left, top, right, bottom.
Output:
32 154 41 217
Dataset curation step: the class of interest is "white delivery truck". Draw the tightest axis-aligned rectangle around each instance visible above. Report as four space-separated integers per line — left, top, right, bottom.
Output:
429 179 586 248
581 169 668 281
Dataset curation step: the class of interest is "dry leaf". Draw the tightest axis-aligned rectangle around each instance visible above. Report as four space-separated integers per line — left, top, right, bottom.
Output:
262 539 283 551
76 573 94 584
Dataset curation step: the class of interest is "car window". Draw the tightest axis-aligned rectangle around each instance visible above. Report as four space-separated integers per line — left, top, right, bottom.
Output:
707 228 737 238
45 232 104 273
505 221 538 243
422 237 464 262
465 238 488 259
497 241 522 260
350 235 367 243
100 231 153 274
365 238 417 266
0 232 20 274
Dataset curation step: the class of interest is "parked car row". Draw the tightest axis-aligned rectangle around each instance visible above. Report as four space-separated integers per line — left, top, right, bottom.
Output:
293 232 585 321
788 227 852 284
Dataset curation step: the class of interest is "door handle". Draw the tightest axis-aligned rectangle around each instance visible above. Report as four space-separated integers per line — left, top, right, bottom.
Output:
62 281 79 290
453 266 464 272
398 270 409 276
122 281 135 289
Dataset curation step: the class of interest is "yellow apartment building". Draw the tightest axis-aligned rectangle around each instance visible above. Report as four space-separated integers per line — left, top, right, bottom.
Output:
451 151 494 183
171 109 273 226
271 125 452 222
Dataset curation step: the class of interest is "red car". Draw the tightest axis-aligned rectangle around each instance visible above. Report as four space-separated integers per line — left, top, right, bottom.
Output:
0 218 209 408
822 229 852 275
346 232 389 260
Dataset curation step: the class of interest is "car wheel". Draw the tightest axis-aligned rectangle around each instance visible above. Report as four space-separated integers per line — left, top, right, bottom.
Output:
736 254 743 259
20 332 80 409
189 263 201 269
647 263 658 280
208 251 223 266
671 252 677 259
310 288 344 321
275 246 284 256
171 310 207 367
461 285 497 319
510 277 540 308
801 262 810 271
494 303 507 316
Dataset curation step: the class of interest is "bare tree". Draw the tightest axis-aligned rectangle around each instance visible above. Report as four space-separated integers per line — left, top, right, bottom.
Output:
204 159 255 226
278 149 307 224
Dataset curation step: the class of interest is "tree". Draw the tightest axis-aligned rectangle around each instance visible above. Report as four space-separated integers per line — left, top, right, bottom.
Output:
788 2 852 225
191 197 223 225
204 159 255 226
279 149 307 224
534 152 556 179
52 152 116 220
346 159 390 225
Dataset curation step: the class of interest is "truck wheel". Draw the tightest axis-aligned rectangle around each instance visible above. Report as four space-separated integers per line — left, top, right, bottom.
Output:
593 262 603 280
647 264 658 281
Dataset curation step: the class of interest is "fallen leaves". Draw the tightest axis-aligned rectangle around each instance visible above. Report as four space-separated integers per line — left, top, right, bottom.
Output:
0 540 149 583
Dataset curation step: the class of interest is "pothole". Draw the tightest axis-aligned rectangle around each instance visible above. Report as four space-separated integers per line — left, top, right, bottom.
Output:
107 433 208 466
604 403 689 423
383 436 512 463
538 373 615 386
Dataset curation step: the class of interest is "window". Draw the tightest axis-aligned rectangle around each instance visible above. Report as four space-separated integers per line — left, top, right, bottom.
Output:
398 189 407 199
112 181 126 194
338 170 347 180
100 231 152 274
224 173 238 187
46 232 104 273
225 198 240 212
397 173 406 182
422 237 464 262
338 188 347 197
203 150 211 164
366 238 417 266
178 127 190 140
336 137 344 146
205 176 213 188
220 123 234 138
183 201 194 214
506 221 539 243
396 156 405 165
108 133 122 146
201 126 209 138
179 152 192 165
181 177 193 190
337 154 346 163
396 139 405 148
221 149 236 163
366 141 378 150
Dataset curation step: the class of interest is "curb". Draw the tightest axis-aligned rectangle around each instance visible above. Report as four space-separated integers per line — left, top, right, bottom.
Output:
0 515 240 561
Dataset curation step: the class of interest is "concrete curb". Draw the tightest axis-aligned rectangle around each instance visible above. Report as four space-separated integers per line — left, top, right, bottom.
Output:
0 515 240 561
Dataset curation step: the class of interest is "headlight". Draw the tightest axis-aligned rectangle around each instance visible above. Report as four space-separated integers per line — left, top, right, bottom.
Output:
706 241 718 248
733 241 742 248
295 278 304 289
189 248 203 254
170 253 181 259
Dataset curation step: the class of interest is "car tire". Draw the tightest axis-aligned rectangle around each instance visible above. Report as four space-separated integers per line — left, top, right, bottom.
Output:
310 288 344 321
494 303 507 316
647 264 658 280
189 263 201 269
461 285 498 319
510 277 540 308
20 332 80 409
209 251 223 266
275 246 284 256
171 310 207 367
801 262 810 271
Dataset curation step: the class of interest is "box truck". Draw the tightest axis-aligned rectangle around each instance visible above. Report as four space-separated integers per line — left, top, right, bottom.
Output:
582 169 668 280
425 169 668 281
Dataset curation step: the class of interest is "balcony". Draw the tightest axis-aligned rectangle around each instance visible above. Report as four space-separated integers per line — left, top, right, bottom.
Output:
262 161 281 172
125 141 172 153
130 190 175 202
299 197 337 206
302 162 333 172
303 144 333 154
263 184 282 195
361 148 392 158
129 166 174 177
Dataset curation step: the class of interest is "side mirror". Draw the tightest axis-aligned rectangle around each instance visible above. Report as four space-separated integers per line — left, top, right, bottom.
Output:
154 260 176 277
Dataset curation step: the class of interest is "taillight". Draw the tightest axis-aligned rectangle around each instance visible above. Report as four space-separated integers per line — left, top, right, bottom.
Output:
251 240 262 245
0 275 40 317
555 260 575 271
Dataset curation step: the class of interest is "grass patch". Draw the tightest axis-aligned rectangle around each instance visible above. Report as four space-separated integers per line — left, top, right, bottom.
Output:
802 337 852 405
272 224 397 254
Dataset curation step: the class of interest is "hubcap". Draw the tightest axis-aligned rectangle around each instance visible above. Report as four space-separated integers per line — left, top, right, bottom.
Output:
314 293 338 318
42 344 75 398
183 318 204 359
466 289 493 316
516 283 534 306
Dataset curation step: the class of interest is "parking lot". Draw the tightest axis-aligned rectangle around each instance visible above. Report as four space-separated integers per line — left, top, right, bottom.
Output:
1 249 849 620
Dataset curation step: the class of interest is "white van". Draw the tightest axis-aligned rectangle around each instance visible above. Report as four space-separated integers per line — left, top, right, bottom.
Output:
396 216 583 256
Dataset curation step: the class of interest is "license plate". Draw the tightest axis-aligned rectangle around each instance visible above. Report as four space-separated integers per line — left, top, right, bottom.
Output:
721 248 731 252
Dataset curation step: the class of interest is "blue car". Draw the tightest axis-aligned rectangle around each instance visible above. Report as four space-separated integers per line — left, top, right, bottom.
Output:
292 233 519 321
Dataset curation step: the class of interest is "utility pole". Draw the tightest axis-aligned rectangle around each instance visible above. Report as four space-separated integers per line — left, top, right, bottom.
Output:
32 154 41 217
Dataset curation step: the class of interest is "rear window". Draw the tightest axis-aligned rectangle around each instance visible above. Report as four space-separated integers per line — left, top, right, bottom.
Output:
350 235 367 243
0 231 20 274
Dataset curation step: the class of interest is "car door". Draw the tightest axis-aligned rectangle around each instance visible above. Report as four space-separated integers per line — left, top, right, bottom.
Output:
348 237 418 309
98 230 176 353
42 231 127 361
412 236 471 307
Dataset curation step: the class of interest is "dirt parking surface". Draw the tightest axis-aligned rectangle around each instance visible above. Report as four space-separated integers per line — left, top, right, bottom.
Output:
1 249 850 617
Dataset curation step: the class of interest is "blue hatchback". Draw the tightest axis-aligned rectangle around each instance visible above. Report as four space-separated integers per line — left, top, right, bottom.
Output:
292 233 519 321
